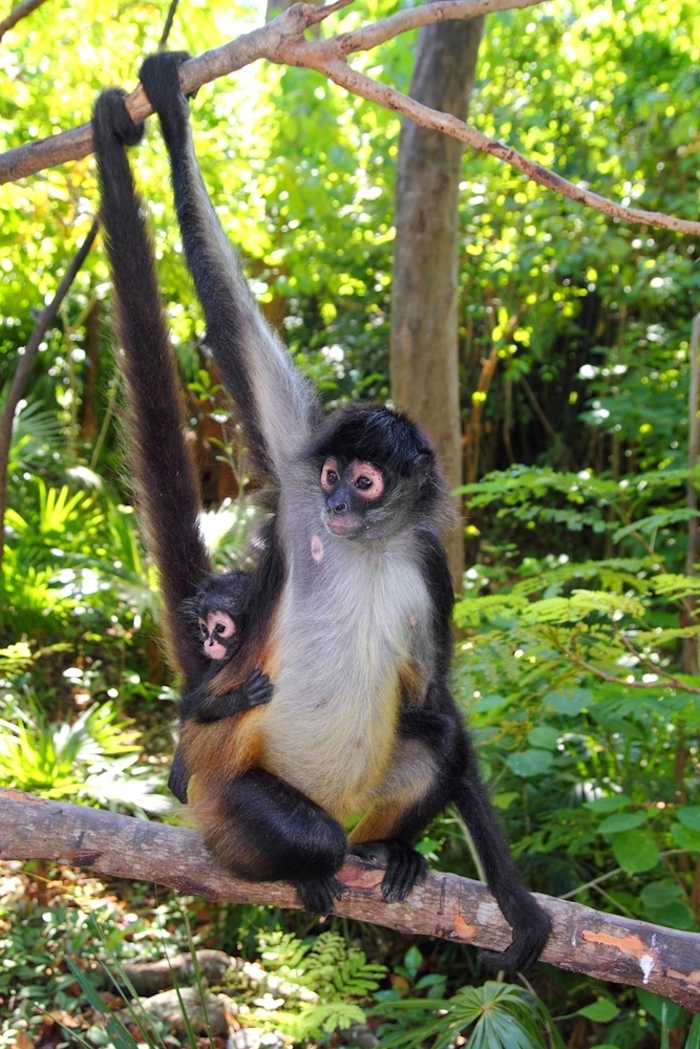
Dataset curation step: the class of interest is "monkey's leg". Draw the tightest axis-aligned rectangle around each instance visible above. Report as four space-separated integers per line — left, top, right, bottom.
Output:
197 769 347 915
349 709 462 902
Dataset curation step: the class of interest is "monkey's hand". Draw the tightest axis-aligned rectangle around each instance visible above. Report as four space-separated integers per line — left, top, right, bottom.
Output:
240 669 274 708
194 673 272 722
294 875 344 916
351 840 427 903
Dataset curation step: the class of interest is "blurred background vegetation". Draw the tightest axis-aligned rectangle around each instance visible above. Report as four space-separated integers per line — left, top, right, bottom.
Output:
1 0 700 1045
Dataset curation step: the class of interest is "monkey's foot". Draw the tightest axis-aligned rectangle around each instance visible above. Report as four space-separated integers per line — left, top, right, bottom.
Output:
351 840 427 903
294 874 344 916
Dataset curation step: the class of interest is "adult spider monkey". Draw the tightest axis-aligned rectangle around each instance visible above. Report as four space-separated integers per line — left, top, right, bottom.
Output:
92 55 551 972
91 90 273 807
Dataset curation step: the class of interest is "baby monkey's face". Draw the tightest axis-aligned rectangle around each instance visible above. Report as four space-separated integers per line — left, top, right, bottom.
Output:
199 610 237 660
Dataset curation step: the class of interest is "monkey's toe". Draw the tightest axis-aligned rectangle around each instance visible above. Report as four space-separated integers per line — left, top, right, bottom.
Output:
294 875 344 915
352 840 427 902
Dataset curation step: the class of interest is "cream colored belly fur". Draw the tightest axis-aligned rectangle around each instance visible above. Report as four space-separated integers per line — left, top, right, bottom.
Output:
254 544 432 822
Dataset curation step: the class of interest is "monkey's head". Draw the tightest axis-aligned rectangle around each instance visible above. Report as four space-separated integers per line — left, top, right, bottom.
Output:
185 572 249 662
307 404 447 541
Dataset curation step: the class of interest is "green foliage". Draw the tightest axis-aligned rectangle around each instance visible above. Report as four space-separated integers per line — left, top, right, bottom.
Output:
244 930 387 1041
1 0 700 1041
0 699 167 813
372 981 564 1049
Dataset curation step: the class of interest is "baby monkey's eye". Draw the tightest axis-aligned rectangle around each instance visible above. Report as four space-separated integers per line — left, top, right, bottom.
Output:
355 476 372 490
198 621 208 637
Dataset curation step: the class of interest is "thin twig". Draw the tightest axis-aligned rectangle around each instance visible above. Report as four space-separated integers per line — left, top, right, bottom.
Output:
0 0 699 237
555 646 700 695
615 628 699 693
560 853 692 901
0 0 47 41
519 375 558 443
0 219 99 569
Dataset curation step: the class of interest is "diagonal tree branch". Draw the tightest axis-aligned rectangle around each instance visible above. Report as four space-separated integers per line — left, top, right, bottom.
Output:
0 219 99 570
2 789 700 1010
1 0 698 236
0 0 48 41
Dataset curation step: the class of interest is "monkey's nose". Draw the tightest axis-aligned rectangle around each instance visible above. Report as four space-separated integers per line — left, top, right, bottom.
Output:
327 496 348 515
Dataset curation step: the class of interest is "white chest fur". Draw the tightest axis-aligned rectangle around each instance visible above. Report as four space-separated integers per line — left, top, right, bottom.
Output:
256 527 433 821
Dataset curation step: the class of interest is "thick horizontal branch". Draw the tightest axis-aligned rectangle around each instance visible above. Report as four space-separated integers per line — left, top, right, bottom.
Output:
1 0 697 236
2 789 700 1010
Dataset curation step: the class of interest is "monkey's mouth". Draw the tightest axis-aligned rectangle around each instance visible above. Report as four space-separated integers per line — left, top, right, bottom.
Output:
326 514 360 537
205 640 229 659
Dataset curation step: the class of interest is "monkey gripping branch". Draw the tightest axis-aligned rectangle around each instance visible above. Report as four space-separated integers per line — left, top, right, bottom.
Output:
0 0 699 238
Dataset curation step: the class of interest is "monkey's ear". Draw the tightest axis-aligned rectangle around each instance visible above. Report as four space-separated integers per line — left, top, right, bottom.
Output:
408 451 433 479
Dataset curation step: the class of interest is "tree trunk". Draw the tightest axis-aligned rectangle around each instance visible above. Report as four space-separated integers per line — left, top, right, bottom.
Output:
390 7 484 591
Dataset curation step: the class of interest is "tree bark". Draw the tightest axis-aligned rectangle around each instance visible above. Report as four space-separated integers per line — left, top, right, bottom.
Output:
2 790 700 1010
390 7 484 589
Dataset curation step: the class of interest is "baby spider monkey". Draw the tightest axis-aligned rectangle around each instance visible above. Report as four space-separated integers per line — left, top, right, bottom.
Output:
169 573 273 803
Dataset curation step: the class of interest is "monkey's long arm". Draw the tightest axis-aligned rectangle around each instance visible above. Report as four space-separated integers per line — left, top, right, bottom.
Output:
139 55 323 485
170 669 274 803
92 91 211 683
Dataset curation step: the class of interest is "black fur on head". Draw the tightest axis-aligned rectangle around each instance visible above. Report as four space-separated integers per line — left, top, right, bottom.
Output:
305 403 449 535
306 403 435 480
182 571 250 625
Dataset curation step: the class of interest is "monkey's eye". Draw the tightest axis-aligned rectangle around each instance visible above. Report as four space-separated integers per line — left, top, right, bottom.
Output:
321 459 340 491
206 611 236 640
349 461 385 500
198 621 208 637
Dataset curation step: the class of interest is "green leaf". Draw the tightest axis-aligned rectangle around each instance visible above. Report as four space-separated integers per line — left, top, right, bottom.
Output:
677 806 700 831
492 792 519 810
612 829 660 872
506 749 554 777
585 794 632 813
644 900 695 930
403 945 422 980
527 726 560 749
576 999 620 1022
472 693 512 712
636 989 684 1027
684 1013 700 1049
671 824 700 851
598 812 646 834
614 509 700 543
640 882 683 908
544 688 592 715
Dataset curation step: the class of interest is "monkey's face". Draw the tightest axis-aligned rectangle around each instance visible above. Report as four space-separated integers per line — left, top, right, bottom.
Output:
320 457 385 538
198 610 237 660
